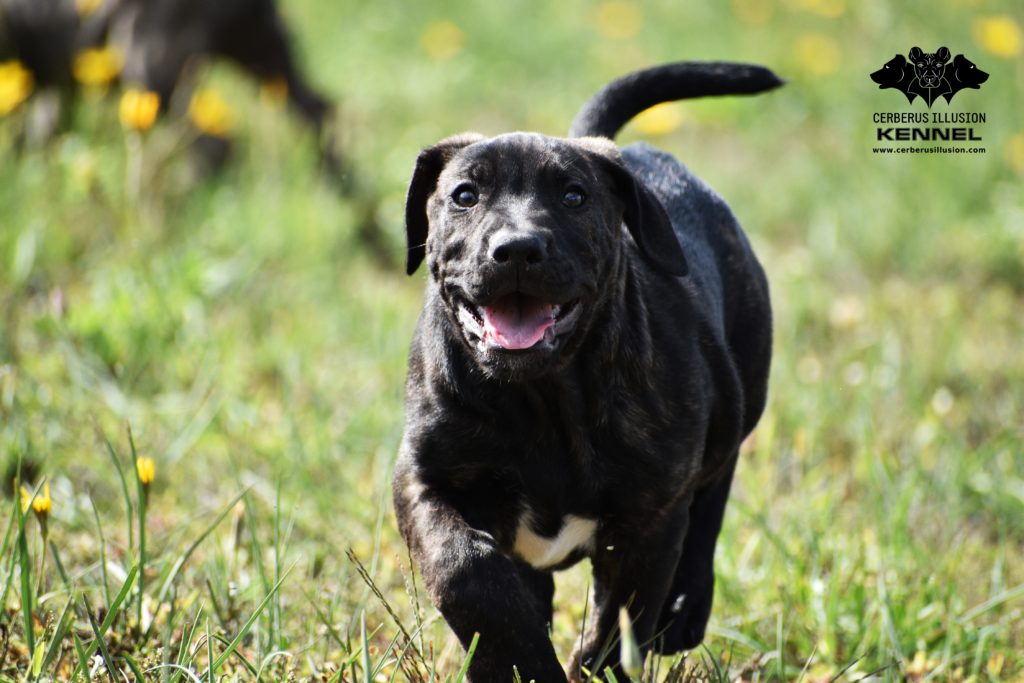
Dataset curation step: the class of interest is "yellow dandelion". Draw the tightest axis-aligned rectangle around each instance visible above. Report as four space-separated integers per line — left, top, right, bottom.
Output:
794 33 840 75
72 47 123 88
974 15 1022 58
631 102 685 137
259 76 289 110
119 88 160 132
1005 132 1024 173
20 482 52 516
732 0 774 25
136 456 155 486
0 60 34 116
420 20 465 62
594 1 644 40
75 0 103 16
188 87 235 137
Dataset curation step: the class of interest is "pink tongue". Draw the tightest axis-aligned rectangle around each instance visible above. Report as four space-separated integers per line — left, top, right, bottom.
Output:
482 294 555 350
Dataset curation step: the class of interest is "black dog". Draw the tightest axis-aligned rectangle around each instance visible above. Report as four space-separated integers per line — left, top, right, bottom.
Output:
907 46 952 107
943 53 989 103
870 54 916 104
394 62 779 682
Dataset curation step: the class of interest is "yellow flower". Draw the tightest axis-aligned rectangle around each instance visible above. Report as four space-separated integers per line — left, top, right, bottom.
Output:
188 87 235 137
119 88 160 132
260 76 289 110
631 102 685 137
594 1 644 40
136 456 155 486
420 20 465 61
0 60 34 116
73 47 123 88
20 482 52 516
75 0 103 16
974 15 1022 58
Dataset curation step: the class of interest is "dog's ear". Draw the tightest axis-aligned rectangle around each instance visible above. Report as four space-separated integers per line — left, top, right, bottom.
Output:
936 46 951 63
909 46 923 61
404 133 485 275
615 166 687 277
580 139 687 277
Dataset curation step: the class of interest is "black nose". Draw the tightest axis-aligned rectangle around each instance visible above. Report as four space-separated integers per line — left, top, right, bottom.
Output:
489 229 547 265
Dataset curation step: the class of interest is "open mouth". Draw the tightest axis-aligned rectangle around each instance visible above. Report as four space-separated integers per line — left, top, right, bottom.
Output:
456 292 581 351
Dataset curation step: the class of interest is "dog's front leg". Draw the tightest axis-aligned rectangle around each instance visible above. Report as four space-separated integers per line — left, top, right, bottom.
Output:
394 466 567 683
567 503 689 682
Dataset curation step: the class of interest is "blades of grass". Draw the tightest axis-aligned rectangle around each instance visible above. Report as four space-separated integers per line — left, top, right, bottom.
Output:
241 489 272 595
255 651 293 682
84 595 119 683
101 431 135 557
72 631 90 683
39 594 74 675
360 610 371 683
273 478 282 650
452 632 479 683
206 567 292 675
957 582 1024 623
170 606 205 683
129 427 146 635
387 621 431 683
203 632 258 676
603 666 621 683
303 590 348 653
16 486 35 659
775 610 784 681
325 663 346 683
49 541 72 592
145 489 248 642
205 618 213 683
0 497 19 619
123 653 146 682
144 664 203 683
370 629 404 680
71 565 139 681
618 607 642 682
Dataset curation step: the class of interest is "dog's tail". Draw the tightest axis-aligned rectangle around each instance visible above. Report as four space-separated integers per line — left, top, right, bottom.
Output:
569 61 783 140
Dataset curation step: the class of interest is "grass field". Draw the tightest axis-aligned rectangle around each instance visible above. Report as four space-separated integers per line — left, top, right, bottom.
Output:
1 0 1023 680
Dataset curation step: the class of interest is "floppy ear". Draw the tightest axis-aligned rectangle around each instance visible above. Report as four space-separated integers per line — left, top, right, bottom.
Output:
909 46 923 61
404 133 485 275
615 166 688 277
936 46 951 63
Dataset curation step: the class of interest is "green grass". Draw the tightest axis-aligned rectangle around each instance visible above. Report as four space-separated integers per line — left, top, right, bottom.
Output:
1 0 1022 680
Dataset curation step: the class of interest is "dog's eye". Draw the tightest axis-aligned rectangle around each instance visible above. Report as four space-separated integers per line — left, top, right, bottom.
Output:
562 187 585 208
452 186 478 208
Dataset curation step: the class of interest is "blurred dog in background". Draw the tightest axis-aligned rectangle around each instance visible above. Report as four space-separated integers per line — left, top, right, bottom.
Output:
1 0 389 263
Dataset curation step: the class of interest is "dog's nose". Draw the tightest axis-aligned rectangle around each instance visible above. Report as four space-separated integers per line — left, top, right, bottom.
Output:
489 229 547 266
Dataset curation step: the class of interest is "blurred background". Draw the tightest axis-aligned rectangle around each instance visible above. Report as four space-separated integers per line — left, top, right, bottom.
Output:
1 0 1022 680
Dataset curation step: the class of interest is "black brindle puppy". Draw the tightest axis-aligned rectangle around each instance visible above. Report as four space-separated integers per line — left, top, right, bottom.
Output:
394 62 780 682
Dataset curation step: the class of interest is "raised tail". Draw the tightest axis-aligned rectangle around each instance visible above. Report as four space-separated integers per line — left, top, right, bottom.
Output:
569 61 784 140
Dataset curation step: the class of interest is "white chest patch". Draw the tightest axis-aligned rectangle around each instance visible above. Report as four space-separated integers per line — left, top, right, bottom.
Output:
513 512 597 569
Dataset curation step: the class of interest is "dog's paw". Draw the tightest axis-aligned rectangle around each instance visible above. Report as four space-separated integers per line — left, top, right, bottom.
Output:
653 578 714 654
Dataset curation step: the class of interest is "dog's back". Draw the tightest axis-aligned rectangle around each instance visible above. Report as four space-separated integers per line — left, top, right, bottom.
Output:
571 63 776 437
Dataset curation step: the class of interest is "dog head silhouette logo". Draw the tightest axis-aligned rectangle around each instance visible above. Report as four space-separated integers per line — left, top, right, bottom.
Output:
871 47 987 108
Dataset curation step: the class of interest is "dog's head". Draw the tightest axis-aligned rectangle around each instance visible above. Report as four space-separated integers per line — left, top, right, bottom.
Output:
909 46 951 89
949 53 988 89
870 54 910 88
405 132 686 380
